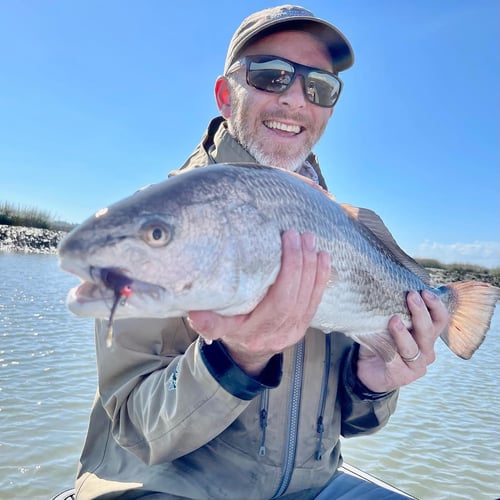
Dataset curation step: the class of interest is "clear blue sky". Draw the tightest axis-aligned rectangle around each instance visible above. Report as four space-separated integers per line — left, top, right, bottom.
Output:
1 1 499 267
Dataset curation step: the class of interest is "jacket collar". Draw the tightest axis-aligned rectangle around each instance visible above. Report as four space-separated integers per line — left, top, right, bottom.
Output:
170 116 328 190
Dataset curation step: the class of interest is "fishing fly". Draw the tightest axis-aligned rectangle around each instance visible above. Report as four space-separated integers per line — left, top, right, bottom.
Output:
106 284 133 347
99 268 134 347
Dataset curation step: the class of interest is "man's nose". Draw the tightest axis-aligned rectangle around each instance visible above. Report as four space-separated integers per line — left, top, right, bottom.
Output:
277 76 307 108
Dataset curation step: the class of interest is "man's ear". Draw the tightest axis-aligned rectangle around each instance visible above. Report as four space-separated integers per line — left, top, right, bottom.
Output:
215 76 232 118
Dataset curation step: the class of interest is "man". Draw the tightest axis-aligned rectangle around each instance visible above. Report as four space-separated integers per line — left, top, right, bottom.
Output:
74 5 448 499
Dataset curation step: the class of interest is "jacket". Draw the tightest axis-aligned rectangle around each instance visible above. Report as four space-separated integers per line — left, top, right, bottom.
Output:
75 117 399 500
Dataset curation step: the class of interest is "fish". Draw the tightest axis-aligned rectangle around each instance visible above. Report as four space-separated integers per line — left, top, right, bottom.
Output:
58 163 500 359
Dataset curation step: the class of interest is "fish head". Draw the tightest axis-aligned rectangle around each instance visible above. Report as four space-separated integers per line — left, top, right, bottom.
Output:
58 166 282 320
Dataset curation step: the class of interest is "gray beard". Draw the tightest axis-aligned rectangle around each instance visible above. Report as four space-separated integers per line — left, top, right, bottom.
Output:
247 143 307 172
226 82 312 172
228 118 310 172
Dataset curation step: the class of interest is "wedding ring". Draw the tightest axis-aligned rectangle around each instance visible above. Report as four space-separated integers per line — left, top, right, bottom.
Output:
401 349 421 363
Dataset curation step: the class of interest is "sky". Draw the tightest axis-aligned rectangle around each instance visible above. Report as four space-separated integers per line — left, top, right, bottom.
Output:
1 0 499 268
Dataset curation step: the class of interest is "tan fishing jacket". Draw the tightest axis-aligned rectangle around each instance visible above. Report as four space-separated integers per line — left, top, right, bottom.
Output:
75 117 399 500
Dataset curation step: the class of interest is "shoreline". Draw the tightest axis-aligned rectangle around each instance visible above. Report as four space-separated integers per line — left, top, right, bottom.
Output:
0 224 66 255
1 224 498 286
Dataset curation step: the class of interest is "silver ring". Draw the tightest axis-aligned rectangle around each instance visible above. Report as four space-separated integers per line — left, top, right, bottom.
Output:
401 349 421 363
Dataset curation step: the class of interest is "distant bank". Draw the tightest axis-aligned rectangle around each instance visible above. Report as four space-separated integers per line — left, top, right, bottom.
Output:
0 224 66 254
1 224 498 287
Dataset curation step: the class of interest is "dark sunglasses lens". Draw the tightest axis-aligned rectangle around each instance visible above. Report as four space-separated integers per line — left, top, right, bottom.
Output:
305 72 341 107
247 58 295 93
245 57 341 107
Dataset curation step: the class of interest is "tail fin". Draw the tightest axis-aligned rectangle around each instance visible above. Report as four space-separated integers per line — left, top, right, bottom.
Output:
441 281 500 359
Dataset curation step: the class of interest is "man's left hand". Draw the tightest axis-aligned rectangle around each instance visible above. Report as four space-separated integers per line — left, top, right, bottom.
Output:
356 290 450 393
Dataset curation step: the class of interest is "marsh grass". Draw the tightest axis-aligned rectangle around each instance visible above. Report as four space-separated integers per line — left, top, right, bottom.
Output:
0 201 75 231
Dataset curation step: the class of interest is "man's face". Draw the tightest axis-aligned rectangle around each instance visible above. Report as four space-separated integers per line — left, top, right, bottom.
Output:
225 30 335 172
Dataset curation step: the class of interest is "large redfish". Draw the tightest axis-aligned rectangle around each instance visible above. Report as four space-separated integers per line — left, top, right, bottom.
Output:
58 164 500 359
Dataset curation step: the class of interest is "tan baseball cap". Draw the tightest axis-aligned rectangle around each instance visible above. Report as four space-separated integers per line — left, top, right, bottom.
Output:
224 4 354 74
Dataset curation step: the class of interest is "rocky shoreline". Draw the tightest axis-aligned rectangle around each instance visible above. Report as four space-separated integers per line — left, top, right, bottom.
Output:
1 224 498 287
425 266 499 288
0 224 67 255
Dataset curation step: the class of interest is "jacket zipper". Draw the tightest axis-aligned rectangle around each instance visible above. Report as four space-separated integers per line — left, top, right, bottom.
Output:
271 339 305 498
315 333 332 460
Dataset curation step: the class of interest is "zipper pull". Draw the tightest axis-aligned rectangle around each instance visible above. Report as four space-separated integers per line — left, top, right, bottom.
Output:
259 407 268 456
315 416 324 460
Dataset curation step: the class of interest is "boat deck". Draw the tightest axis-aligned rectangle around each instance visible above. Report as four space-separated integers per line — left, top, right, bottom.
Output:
52 463 417 499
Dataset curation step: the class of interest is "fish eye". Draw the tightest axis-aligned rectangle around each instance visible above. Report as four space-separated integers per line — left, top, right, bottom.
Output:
141 222 171 247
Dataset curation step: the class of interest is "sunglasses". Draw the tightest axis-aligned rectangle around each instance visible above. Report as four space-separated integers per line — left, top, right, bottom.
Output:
226 55 343 108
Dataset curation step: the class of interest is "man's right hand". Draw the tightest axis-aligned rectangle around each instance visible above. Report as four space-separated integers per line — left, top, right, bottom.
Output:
188 230 331 375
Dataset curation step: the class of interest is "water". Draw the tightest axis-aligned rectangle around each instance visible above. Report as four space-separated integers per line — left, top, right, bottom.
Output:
0 253 498 500
0 254 95 500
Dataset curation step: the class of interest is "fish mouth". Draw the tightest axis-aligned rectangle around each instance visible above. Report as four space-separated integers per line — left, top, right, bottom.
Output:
66 265 165 316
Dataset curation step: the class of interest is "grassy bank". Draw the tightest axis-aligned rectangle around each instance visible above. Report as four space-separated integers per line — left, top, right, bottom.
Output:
0 201 75 232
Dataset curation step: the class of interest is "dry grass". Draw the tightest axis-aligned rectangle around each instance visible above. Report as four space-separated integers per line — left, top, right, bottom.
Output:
0 201 75 231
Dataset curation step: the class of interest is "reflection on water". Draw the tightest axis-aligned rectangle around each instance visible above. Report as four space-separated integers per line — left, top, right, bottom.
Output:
0 253 499 499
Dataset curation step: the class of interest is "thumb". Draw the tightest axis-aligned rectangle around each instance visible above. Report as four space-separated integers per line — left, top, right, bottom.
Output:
187 310 248 341
187 311 219 338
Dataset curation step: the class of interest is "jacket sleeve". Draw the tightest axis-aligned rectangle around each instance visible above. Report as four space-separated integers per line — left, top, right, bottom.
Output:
338 343 399 437
94 317 280 465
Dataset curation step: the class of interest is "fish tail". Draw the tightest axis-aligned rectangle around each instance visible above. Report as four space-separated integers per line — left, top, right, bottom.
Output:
440 281 500 359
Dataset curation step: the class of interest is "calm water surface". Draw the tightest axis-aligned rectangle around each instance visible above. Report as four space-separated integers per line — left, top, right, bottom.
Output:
0 253 498 500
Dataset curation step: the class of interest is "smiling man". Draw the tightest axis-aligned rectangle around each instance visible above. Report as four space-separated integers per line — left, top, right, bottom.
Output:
221 30 335 173
74 5 449 499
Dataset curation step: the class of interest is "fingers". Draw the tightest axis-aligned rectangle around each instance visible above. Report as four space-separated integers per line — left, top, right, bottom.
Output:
286 231 330 323
309 250 331 312
387 293 429 367
273 231 330 330
421 289 450 334
389 289 450 370
249 231 328 327
387 314 423 364
408 290 450 358
406 291 434 353
265 230 304 312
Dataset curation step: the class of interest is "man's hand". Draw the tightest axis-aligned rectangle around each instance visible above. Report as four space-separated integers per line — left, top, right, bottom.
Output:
356 290 450 393
188 230 331 375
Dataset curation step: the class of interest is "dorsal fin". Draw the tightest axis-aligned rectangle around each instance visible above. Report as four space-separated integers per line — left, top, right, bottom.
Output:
340 203 431 284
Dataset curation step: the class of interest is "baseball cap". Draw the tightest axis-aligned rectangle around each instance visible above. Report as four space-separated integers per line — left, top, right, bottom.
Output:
224 5 354 74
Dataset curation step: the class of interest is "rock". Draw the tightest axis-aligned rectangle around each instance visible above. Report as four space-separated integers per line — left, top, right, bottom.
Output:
0 224 67 254
427 267 500 287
